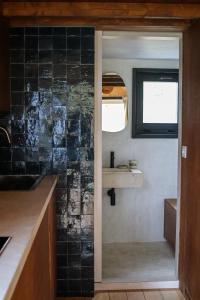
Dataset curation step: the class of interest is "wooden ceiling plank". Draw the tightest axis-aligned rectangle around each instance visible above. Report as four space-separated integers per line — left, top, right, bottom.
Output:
2 2 200 19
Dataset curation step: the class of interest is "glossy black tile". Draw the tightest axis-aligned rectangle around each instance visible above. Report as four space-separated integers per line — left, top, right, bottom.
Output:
10 50 25 63
81 50 94 64
11 120 25 134
67 65 81 84
25 92 39 107
56 242 68 255
81 28 94 36
25 50 39 63
25 64 38 78
53 92 67 106
10 28 24 35
11 64 24 78
39 36 53 50
10 35 24 49
68 241 81 255
12 161 26 175
11 92 25 106
25 35 38 49
53 64 67 78
67 37 80 50
81 36 94 50
56 267 69 280
25 27 39 35
67 27 80 36
12 147 25 161
26 161 40 174
39 64 53 78
67 50 81 64
53 27 66 35
12 134 26 147
39 50 53 63
11 106 24 120
53 36 66 50
26 147 39 162
0 162 12 174
11 78 24 92
53 50 67 64
25 78 38 92
39 78 53 91
39 27 53 35
0 148 11 161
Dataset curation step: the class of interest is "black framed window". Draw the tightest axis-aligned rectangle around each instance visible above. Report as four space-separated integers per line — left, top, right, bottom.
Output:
132 68 179 138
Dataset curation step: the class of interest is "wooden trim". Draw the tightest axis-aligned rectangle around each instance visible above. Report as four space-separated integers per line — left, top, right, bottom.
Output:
3 2 200 19
8 17 191 32
95 281 180 291
94 31 103 283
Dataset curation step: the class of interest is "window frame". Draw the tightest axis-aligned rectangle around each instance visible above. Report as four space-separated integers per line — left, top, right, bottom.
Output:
132 68 179 138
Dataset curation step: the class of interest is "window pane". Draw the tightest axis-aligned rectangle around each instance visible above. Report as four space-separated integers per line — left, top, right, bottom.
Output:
143 81 178 123
102 100 126 132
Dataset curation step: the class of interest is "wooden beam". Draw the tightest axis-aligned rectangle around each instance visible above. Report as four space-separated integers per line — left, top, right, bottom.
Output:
3 2 200 19
8 16 191 31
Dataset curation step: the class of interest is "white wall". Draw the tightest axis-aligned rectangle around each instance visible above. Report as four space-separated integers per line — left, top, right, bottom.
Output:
102 59 179 244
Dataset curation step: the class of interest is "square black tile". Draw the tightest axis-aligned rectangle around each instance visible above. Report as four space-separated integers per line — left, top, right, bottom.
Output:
39 27 53 35
10 28 24 35
25 79 38 92
67 27 80 36
53 64 66 78
67 50 80 64
10 35 24 49
53 27 66 35
39 64 53 78
39 36 53 50
39 50 53 63
81 36 94 50
25 36 38 49
12 147 25 161
11 78 24 92
53 50 67 64
11 92 25 105
11 64 24 78
25 64 38 78
53 36 66 50
12 161 26 175
26 161 40 174
25 27 39 35
25 50 39 63
0 148 11 161
67 37 80 50
10 50 25 63
81 50 94 64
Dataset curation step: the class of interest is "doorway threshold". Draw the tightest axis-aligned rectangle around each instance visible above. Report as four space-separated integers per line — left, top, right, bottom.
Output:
95 281 179 291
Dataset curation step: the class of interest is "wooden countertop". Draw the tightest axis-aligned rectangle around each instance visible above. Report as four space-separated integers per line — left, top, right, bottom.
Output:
0 175 57 300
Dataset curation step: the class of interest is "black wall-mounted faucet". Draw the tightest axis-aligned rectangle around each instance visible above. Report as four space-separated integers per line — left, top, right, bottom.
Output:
108 151 116 205
110 151 115 168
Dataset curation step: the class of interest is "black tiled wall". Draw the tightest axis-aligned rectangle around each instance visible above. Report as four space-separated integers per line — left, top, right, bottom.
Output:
0 27 94 297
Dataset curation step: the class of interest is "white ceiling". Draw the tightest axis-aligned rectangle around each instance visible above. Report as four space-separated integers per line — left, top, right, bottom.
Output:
102 31 180 60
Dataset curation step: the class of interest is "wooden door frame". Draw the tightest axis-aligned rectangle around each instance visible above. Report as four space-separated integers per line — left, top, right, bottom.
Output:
3 2 195 294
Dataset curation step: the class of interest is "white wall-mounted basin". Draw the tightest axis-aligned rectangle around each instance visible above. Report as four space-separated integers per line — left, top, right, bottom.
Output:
102 168 143 188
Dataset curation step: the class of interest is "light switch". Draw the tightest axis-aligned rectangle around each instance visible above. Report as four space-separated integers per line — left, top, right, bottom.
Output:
182 146 188 159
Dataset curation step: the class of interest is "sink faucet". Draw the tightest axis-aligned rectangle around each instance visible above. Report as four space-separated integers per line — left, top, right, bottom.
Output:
110 151 115 168
0 127 11 144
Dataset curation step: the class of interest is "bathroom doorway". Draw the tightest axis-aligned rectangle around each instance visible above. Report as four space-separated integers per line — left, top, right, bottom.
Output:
94 30 182 289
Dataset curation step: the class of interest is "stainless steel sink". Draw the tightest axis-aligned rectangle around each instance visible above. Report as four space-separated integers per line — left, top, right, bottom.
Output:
0 236 11 255
0 175 44 191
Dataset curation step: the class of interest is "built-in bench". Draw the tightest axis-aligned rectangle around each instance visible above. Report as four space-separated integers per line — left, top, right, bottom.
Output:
164 198 177 252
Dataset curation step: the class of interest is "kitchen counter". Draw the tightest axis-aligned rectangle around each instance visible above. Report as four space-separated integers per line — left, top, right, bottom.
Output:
0 175 57 300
